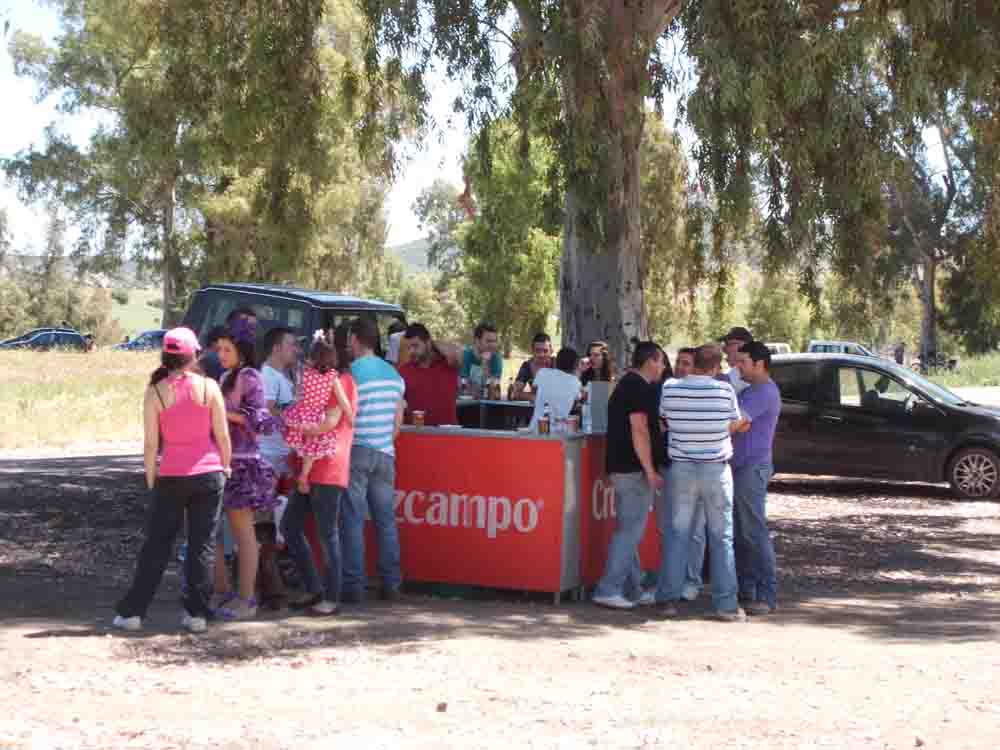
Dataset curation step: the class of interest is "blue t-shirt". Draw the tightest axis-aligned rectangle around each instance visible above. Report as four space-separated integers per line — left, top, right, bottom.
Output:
351 354 406 456
731 380 781 468
460 346 503 386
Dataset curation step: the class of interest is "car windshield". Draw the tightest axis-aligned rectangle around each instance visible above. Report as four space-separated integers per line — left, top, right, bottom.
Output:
882 361 967 406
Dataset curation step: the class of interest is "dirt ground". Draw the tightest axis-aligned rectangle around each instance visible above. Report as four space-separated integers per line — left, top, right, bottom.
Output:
1 455 998 750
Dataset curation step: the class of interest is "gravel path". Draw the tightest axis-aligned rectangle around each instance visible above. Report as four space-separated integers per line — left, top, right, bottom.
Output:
1 455 998 749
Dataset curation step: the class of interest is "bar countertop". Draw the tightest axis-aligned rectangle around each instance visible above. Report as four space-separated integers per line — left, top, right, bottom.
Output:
400 425 605 441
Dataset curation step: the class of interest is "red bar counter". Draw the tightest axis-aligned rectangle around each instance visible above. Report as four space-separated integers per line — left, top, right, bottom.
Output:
364 428 662 600
366 426 584 600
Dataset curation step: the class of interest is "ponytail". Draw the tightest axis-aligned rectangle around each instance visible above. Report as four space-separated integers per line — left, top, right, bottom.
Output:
150 352 192 386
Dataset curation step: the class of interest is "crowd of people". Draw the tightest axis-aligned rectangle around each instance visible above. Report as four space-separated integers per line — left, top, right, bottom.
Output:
112 312 776 633
593 326 781 622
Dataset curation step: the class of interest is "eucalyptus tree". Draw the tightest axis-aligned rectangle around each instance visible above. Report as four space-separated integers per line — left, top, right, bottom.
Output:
5 0 383 324
357 2 939 363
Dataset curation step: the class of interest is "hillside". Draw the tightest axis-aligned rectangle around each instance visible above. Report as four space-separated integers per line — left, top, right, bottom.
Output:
4 253 153 288
389 238 431 274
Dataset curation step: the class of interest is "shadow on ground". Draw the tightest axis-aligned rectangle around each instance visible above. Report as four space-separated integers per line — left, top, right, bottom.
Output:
2 456 998 663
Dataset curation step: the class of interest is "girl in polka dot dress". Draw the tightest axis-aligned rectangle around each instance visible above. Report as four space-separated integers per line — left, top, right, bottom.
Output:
282 332 339 493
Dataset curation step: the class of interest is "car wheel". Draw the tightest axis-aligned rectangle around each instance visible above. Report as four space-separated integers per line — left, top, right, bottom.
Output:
948 447 1000 499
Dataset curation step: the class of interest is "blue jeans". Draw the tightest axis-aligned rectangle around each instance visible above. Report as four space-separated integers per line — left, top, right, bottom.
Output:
281 483 344 602
733 463 777 607
594 473 652 600
656 461 739 612
341 445 401 596
657 466 707 592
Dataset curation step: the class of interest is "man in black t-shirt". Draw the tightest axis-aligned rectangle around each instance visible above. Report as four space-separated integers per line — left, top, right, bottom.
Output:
592 342 666 610
511 332 553 401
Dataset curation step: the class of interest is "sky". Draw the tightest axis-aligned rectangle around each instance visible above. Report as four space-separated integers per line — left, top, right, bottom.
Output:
0 1 466 254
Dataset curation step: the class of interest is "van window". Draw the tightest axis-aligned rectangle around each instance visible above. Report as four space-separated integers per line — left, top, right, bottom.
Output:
770 363 818 403
198 294 309 339
317 310 406 359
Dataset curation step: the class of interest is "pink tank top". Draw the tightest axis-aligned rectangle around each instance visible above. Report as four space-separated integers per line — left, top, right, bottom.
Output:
157 375 224 477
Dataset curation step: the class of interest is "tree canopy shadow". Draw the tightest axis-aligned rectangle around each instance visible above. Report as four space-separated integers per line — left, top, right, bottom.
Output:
2 455 999 664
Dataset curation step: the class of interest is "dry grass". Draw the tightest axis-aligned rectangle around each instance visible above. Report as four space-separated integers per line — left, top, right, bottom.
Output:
0 349 156 451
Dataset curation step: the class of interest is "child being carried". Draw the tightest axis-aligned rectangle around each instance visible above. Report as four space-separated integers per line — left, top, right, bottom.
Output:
282 331 342 494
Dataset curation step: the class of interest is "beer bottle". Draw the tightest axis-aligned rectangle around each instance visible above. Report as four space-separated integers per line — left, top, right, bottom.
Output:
538 401 552 435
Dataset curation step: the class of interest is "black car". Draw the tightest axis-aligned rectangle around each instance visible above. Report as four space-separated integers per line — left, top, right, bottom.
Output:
182 282 406 354
0 329 89 351
113 329 167 351
0 327 78 348
771 354 1000 499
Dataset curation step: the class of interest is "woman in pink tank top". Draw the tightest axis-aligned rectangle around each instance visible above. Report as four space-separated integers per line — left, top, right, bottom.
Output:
113 327 232 634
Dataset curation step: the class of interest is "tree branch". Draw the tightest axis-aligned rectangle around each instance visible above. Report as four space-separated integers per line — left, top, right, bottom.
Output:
890 134 930 186
936 120 975 182
638 0 684 46
512 0 558 58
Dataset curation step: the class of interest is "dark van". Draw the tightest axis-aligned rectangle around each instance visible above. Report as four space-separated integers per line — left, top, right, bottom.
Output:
181 283 406 355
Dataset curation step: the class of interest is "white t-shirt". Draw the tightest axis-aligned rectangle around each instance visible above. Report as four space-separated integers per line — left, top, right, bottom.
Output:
529 368 582 431
260 363 295 475
727 367 749 394
387 331 404 365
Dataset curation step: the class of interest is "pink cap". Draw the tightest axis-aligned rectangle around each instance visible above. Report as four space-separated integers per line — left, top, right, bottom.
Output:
163 327 201 356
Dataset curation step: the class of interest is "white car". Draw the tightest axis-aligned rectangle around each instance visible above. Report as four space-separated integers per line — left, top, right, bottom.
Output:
806 340 875 357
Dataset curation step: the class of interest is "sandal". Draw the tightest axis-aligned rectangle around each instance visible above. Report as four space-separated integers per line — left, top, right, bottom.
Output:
209 591 237 611
216 596 258 621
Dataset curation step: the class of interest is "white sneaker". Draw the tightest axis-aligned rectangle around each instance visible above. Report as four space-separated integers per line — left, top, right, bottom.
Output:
593 594 636 610
681 584 701 602
309 600 339 616
180 613 207 633
637 590 657 606
112 615 142 631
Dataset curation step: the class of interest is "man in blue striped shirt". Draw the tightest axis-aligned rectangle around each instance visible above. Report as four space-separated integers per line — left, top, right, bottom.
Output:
657 344 748 621
341 317 406 603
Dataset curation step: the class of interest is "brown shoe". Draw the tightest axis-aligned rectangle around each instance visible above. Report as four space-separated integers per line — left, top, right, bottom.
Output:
381 587 403 602
746 601 774 616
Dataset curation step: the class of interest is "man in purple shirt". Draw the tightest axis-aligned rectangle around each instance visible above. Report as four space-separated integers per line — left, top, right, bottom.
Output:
733 341 782 615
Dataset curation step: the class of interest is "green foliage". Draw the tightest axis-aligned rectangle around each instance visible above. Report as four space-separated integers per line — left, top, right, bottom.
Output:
4 0 395 322
942 238 1000 354
745 272 812 351
642 114 690 348
0 211 121 344
398 273 467 341
413 179 467 283
458 118 561 352
110 289 129 306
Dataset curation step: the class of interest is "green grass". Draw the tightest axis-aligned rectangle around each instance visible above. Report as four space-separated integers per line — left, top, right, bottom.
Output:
0 349 156 450
111 287 163 338
924 352 1000 389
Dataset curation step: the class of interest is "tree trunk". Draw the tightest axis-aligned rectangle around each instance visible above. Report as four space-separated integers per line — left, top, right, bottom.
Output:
559 94 646 371
916 254 938 365
160 181 182 328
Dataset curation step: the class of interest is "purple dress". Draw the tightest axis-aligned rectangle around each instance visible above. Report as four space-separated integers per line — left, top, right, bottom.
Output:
221 368 278 512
